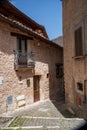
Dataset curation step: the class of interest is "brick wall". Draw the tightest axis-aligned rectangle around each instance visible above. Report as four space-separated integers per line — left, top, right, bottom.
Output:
0 21 63 113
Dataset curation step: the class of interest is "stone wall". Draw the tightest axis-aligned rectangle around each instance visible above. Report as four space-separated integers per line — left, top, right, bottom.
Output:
0 21 63 113
63 0 87 106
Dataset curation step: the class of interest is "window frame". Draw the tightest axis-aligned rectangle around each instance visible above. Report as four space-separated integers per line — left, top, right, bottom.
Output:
17 37 27 53
74 21 85 58
76 81 84 95
77 82 83 92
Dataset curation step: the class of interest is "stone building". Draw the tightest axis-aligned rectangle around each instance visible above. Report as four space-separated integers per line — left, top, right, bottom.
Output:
0 2 63 113
52 36 64 93
52 36 63 47
63 0 87 110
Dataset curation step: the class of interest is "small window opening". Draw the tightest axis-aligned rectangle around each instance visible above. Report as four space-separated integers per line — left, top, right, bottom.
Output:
47 73 50 78
77 82 83 91
56 64 63 78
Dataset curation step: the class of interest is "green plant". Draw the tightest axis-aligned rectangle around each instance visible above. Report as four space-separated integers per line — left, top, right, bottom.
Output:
42 127 48 130
16 128 22 130
65 109 73 117
1 129 14 130
10 117 23 127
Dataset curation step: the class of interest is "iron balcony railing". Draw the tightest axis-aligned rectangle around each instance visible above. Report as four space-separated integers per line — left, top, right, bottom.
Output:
14 51 35 68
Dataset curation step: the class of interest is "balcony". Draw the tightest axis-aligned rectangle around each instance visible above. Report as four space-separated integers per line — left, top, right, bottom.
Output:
14 51 35 69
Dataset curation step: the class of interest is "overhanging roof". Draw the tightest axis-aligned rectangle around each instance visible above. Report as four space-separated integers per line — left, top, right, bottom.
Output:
0 1 63 49
0 1 48 38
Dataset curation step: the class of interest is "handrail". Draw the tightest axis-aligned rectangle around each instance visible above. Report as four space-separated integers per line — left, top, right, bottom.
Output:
14 50 35 68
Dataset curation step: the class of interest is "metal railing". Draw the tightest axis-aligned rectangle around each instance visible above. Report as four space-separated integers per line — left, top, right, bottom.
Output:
14 51 35 68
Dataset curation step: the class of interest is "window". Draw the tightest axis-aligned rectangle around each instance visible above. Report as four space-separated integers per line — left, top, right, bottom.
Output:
17 37 27 65
47 73 50 78
17 37 27 52
74 22 85 57
77 82 83 92
56 64 63 78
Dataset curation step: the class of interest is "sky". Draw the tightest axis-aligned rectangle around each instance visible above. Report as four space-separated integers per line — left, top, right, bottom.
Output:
10 0 62 40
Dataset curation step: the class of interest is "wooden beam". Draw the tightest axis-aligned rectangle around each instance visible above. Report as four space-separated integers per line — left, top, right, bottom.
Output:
11 32 33 40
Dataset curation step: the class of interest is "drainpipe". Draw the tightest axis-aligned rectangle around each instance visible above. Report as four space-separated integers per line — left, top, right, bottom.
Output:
6 100 8 112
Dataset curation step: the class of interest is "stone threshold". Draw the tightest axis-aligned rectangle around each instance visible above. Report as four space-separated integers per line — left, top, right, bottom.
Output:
0 126 60 129
21 116 84 120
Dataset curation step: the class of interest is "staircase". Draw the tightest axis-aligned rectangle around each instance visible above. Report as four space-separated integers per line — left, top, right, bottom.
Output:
0 100 85 130
0 116 85 130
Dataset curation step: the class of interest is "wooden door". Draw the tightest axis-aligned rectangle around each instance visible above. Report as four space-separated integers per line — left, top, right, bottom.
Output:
33 76 40 102
84 80 87 104
17 38 27 65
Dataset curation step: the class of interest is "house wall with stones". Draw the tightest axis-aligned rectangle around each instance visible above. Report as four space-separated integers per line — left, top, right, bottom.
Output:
0 20 63 113
63 0 87 108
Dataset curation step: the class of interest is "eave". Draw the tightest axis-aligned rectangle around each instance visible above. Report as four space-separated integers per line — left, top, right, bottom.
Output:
0 1 48 38
0 13 62 49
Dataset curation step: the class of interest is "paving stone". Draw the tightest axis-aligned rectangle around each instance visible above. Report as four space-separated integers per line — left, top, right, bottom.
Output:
0 100 86 130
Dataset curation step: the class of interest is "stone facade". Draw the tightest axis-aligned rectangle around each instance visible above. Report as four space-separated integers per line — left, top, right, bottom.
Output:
0 2 63 113
63 0 87 108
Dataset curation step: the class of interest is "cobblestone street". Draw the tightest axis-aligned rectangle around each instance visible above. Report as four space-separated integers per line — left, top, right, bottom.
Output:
0 100 86 130
9 116 86 130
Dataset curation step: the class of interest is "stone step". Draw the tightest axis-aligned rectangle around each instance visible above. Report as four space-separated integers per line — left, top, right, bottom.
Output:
0 117 86 130
8 117 85 129
1 126 60 130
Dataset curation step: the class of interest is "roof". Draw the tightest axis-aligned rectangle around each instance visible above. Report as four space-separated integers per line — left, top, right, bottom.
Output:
0 1 62 49
0 1 48 38
52 36 63 47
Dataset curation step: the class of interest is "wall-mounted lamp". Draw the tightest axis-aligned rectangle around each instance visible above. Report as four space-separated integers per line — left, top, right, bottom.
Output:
37 42 40 46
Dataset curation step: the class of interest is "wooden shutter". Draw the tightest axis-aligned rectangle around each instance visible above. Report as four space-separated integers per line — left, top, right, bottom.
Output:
75 27 83 56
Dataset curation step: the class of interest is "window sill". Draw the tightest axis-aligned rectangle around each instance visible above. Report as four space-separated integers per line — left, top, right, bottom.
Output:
72 55 85 59
76 90 84 95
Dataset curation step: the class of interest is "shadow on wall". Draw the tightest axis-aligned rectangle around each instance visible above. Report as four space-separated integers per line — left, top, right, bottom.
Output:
15 69 34 81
